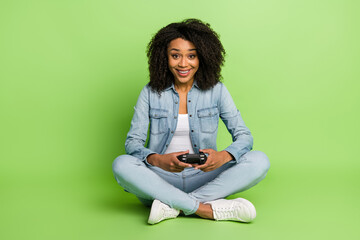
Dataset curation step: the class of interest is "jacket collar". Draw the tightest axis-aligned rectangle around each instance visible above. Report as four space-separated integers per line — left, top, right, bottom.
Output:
164 81 200 92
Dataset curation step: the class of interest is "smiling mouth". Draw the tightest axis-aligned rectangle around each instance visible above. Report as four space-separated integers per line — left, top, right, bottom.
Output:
176 69 191 76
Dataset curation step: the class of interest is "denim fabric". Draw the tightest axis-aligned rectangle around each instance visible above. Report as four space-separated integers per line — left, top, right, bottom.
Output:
125 82 253 163
113 151 270 215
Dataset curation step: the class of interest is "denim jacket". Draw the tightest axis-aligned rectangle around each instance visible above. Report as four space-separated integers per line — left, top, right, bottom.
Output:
125 81 253 163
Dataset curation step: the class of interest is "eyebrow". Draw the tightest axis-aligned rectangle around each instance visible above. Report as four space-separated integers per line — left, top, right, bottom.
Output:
169 48 197 51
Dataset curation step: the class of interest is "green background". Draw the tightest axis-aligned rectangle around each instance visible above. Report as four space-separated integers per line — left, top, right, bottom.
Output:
1 0 359 239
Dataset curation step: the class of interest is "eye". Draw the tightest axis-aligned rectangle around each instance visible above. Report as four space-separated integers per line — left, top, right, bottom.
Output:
171 54 179 59
188 54 197 59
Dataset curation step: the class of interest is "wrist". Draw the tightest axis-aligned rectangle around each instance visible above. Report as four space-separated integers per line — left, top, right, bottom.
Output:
147 153 159 165
221 151 233 162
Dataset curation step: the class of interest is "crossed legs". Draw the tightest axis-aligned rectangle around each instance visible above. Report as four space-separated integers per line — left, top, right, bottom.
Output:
112 150 270 216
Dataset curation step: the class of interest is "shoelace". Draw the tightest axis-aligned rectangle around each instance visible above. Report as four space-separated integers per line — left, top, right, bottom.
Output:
162 206 178 218
215 202 244 220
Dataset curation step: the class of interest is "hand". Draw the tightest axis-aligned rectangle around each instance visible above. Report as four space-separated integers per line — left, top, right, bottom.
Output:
147 150 192 172
193 149 233 172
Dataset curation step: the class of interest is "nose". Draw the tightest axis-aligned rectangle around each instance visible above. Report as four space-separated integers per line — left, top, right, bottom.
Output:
178 57 188 67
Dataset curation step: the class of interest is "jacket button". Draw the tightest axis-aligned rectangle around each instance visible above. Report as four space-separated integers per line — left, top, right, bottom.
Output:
175 101 178 104
189 114 192 117
188 100 191 102
194 144 197 147
191 130 194 132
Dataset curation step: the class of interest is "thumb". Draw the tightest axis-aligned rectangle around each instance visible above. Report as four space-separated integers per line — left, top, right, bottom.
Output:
200 149 211 154
176 150 190 155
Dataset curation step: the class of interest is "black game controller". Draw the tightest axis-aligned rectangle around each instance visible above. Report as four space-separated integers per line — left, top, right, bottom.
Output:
177 152 207 165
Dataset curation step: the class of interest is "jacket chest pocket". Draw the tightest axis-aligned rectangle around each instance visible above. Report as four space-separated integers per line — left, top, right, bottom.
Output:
197 107 219 133
149 108 169 135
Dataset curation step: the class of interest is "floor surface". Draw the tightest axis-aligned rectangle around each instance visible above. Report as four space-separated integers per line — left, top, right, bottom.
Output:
2 165 359 240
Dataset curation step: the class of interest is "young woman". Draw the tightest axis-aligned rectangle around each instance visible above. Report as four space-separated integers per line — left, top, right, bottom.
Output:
112 19 270 224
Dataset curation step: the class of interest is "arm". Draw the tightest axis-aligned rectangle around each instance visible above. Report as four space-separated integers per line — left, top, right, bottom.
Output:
195 83 253 171
125 86 156 161
220 83 253 163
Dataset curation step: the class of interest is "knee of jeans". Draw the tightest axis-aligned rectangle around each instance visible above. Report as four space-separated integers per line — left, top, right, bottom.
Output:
112 154 140 176
249 151 270 174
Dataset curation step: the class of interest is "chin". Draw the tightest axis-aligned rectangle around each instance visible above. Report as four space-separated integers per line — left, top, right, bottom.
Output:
175 77 194 84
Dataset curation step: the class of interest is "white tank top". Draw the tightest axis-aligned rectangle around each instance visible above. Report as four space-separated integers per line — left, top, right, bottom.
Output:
164 114 195 154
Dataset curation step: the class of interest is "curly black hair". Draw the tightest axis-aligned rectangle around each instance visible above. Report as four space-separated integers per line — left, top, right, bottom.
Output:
146 18 226 93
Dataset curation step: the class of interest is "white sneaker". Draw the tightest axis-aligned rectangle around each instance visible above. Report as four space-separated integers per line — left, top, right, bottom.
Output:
148 199 180 225
205 198 256 222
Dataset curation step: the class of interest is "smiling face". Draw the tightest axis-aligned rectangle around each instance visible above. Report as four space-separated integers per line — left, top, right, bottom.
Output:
167 38 199 87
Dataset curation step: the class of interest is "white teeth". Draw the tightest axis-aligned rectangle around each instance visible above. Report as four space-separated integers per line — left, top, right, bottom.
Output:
178 70 190 74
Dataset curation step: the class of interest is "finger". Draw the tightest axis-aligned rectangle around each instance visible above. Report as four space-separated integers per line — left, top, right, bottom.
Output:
175 150 190 155
202 167 214 172
199 149 212 155
171 168 183 172
191 163 199 168
195 163 209 170
198 166 211 172
176 160 192 168
199 163 216 172
170 164 186 172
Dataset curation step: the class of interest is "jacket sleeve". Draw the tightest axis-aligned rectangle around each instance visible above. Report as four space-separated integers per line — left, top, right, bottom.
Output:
125 85 156 161
219 83 253 163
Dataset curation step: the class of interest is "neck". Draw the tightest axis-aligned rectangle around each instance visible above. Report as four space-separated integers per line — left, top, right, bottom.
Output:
174 79 194 93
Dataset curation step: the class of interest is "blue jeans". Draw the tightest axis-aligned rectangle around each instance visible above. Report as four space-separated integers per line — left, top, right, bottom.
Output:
112 151 270 215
